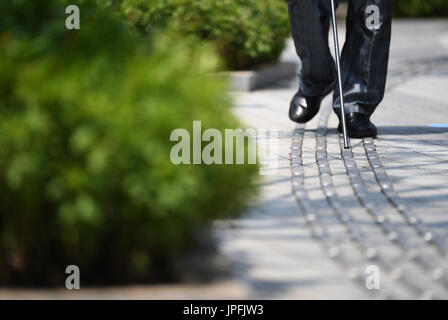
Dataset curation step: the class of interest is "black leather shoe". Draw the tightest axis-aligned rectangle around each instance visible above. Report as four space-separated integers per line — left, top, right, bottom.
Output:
337 113 377 138
289 91 326 124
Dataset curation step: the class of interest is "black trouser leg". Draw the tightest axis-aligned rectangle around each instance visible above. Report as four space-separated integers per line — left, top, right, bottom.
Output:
287 0 337 98
288 0 393 116
333 0 393 116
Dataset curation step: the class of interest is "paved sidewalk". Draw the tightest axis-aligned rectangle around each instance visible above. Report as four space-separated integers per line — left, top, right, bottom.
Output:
214 20 448 299
2 20 447 301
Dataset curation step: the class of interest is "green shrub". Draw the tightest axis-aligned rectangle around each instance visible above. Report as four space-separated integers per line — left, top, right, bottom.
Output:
0 0 258 285
393 0 448 17
103 0 291 70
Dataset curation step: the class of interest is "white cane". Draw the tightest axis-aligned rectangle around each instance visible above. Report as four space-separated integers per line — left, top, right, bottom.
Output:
330 0 350 149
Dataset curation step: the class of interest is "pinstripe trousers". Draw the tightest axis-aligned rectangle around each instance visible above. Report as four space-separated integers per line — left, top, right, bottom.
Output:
288 0 393 116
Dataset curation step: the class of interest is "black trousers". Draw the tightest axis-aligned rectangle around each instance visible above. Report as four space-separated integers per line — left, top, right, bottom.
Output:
287 0 393 116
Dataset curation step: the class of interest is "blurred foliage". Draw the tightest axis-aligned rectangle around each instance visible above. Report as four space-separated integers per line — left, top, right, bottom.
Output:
393 0 448 17
99 0 291 70
0 0 258 285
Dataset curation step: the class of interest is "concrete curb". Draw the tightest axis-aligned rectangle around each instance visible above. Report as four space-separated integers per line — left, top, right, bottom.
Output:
221 61 299 92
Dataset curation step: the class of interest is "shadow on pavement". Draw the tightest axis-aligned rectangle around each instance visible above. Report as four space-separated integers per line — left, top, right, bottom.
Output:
378 126 448 135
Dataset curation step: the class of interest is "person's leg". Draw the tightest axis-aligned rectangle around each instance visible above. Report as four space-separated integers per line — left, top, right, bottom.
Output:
287 0 337 98
333 0 393 117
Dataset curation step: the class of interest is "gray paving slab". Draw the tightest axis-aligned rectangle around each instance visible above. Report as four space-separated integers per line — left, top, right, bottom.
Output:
214 20 448 300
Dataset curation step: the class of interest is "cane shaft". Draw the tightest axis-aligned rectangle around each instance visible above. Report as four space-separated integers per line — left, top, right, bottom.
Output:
330 0 350 149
